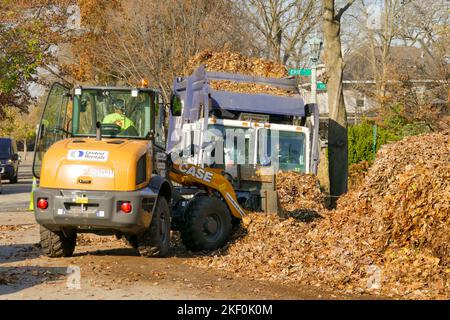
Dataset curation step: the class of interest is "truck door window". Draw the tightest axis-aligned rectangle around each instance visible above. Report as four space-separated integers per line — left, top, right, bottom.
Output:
33 83 70 179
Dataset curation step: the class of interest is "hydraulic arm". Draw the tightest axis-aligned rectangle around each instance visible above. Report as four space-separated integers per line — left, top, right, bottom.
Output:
168 163 246 219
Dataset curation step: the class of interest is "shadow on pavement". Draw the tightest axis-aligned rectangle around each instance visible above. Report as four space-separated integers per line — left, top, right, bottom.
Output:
0 265 68 296
0 243 41 264
73 247 140 257
0 242 69 297
0 180 32 194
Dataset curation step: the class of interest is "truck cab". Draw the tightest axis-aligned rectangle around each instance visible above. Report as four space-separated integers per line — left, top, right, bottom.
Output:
168 66 320 213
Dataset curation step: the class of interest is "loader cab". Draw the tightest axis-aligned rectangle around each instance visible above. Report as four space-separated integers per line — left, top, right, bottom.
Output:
33 83 166 179
72 87 160 140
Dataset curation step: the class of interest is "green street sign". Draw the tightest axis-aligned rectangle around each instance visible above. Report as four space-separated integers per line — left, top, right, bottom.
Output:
317 82 327 90
288 68 311 76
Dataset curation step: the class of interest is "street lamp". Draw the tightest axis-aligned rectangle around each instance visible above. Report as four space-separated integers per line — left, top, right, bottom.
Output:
309 36 323 104
309 36 323 63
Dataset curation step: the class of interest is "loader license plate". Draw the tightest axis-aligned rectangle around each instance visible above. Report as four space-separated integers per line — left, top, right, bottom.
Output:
75 196 89 204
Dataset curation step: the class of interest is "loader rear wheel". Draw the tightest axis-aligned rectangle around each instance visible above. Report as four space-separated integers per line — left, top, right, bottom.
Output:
40 226 76 258
137 196 170 257
180 196 232 252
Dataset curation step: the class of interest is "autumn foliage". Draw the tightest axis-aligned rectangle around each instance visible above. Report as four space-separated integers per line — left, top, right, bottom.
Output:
191 131 449 299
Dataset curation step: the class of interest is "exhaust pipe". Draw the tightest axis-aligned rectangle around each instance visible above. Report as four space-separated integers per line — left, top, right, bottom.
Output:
96 122 102 141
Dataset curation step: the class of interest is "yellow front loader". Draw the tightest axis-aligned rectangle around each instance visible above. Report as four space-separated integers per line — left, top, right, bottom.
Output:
32 83 246 257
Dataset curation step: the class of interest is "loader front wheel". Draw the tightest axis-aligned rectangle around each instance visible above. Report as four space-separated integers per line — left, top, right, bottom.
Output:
137 196 170 257
181 196 232 252
40 226 76 258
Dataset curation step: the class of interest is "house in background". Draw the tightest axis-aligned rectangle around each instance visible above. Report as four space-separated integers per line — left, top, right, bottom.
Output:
299 45 448 128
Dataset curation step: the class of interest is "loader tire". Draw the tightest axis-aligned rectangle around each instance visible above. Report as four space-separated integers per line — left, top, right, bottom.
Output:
40 226 76 258
137 196 170 257
180 196 232 252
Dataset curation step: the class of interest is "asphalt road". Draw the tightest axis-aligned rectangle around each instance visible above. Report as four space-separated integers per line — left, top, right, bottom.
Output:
0 154 33 213
0 210 370 300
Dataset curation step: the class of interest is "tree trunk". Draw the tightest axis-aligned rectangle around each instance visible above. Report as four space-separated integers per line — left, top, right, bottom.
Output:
323 0 349 206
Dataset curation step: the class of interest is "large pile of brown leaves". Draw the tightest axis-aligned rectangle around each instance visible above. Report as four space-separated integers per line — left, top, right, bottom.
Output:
186 50 294 96
275 172 325 221
189 131 449 299
348 161 370 190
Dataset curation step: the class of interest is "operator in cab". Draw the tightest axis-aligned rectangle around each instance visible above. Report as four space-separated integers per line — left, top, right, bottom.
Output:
102 99 134 130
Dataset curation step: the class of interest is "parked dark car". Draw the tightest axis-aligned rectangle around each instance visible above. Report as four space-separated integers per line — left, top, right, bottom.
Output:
0 138 20 183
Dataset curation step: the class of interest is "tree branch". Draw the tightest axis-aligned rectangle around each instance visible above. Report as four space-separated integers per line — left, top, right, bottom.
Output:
336 0 355 21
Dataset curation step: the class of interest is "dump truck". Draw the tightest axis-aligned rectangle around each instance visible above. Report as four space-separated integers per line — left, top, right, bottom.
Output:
167 65 320 216
32 82 245 257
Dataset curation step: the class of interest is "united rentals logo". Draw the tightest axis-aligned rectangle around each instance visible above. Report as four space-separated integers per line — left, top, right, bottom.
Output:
67 150 109 162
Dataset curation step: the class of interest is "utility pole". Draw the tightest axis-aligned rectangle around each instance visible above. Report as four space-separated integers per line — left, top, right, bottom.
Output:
311 63 317 104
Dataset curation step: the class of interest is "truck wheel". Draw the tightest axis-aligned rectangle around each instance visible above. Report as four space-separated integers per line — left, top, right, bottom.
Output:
137 196 170 257
180 196 232 252
40 226 76 258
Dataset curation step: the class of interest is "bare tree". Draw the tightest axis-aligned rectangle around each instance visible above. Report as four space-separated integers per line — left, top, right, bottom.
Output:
397 0 449 82
323 0 355 205
237 0 321 65
342 0 448 131
67 0 253 101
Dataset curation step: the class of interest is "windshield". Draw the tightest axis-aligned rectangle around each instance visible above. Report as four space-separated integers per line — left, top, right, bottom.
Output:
74 89 152 139
0 140 11 158
258 129 306 173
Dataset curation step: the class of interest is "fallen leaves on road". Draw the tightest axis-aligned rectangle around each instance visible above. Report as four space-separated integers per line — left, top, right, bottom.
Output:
189 131 450 299
0 272 17 285
76 234 125 247
0 225 30 232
